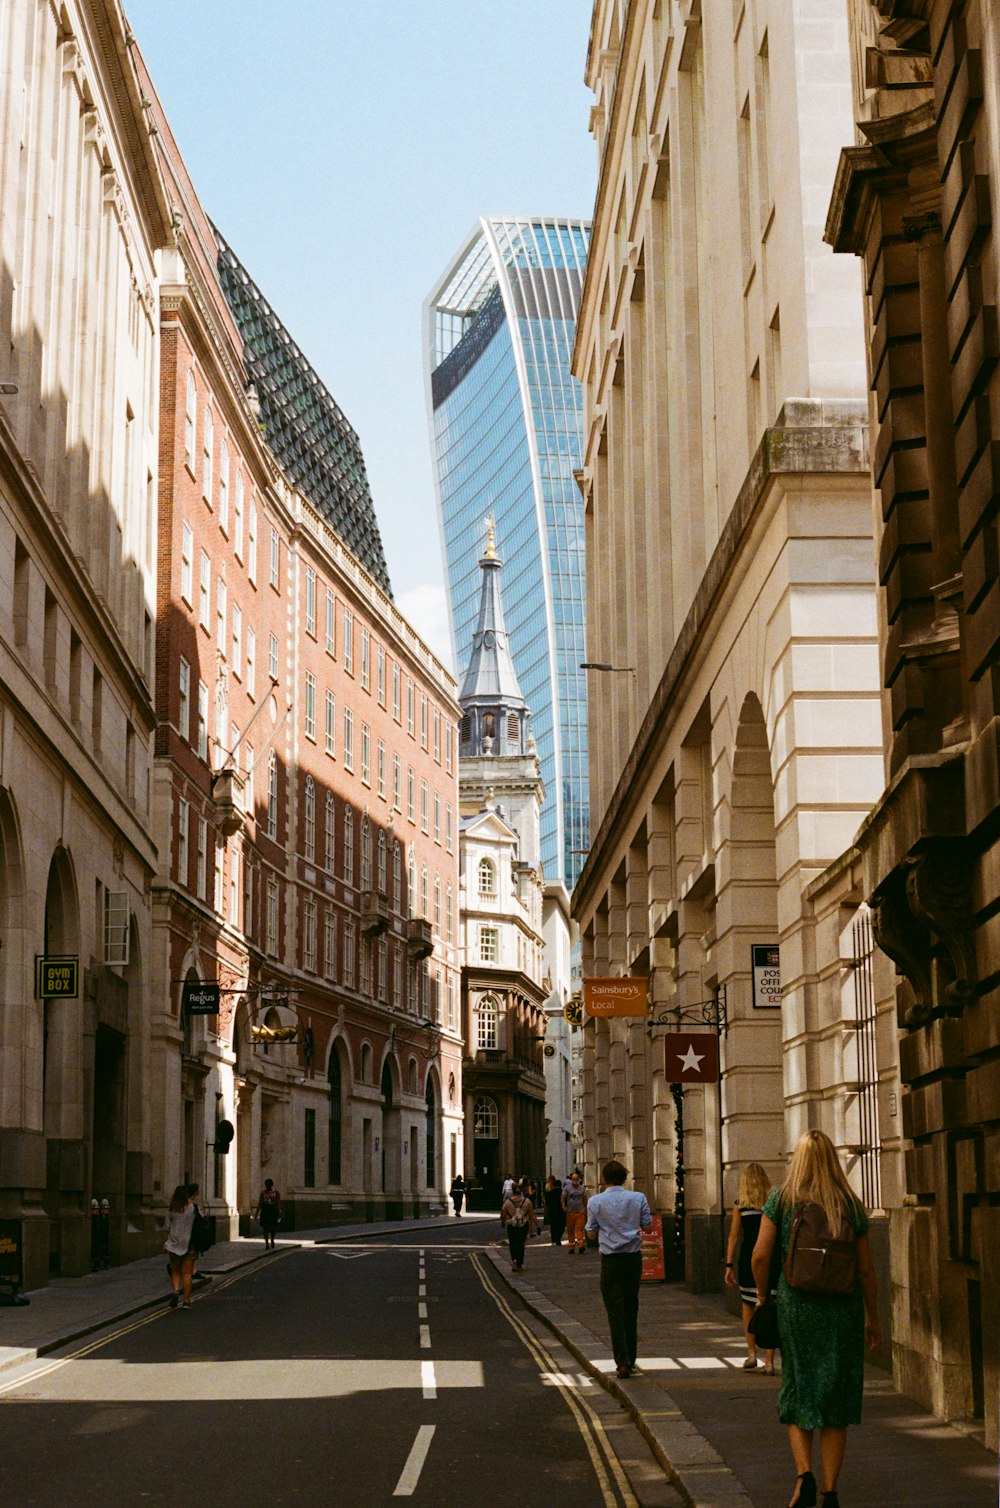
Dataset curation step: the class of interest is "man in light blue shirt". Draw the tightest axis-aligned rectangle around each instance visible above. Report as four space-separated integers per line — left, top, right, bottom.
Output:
584 1159 654 1379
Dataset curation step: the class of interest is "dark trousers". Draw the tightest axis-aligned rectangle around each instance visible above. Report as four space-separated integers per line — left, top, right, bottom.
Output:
507 1225 528 1266
600 1252 643 1367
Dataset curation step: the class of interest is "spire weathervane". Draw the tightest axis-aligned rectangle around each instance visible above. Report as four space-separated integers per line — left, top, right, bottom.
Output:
484 514 497 559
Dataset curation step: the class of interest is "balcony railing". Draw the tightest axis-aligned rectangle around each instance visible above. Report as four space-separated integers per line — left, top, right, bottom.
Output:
360 890 391 937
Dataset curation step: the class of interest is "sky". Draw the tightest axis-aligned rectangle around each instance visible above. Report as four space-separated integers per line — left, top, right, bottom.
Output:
126 1 597 671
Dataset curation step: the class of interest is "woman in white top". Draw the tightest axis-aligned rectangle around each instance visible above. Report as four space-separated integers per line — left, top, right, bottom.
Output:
164 1184 196 1309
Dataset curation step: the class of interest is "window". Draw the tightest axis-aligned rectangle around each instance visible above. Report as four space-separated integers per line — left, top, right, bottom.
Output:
393 842 402 912
392 753 401 811
197 680 208 760
446 883 453 941
305 567 316 636
433 793 440 844
303 898 317 971
420 693 428 749
445 722 453 774
407 679 414 736
199 552 211 630
447 975 456 1031
219 439 229 531
324 910 336 976
244 742 254 808
476 995 500 1055
407 851 415 919
177 798 189 885
305 672 316 739
445 804 453 854
434 875 441 933
343 708 354 771
325 689 335 755
180 521 193 603
421 865 429 918
244 854 253 938
361 816 372 889
361 723 371 785
394 943 403 1008
324 791 335 870
479 927 498 964
184 371 196 470
229 845 239 925
202 407 213 501
248 499 257 583
216 578 227 654
266 877 278 955
197 816 208 900
304 1107 316 1189
234 471 244 558
178 656 190 739
478 857 496 895
360 936 373 995
392 663 400 721
377 739 386 800
343 807 354 884
304 775 316 860
344 608 353 673
377 830 387 892
473 1095 498 1137
407 767 415 823
420 780 429 833
269 526 279 589
377 645 385 706
361 628 370 689
378 937 388 1001
232 604 242 679
344 919 355 987
269 633 278 682
246 628 256 698
325 587 335 654
267 750 278 839
433 708 440 762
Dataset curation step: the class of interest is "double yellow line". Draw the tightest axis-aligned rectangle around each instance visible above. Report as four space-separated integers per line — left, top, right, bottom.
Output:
471 1254 638 1508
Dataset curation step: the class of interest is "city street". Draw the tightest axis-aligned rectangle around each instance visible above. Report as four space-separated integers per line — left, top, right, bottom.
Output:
0 1224 677 1507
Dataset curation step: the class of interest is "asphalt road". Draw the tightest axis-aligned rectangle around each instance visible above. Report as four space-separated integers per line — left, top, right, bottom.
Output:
0 1223 678 1507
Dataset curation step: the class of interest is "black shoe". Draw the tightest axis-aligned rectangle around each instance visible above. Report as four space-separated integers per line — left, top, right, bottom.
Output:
168 1292 179 1309
821 1495 840 1508
790 1472 817 1508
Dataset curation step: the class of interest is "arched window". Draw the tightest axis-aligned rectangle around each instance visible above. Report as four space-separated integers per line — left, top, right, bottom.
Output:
377 830 387 893
219 438 229 530
360 1041 372 1082
202 406 214 500
328 1049 342 1184
303 776 315 861
477 994 499 1051
433 875 441 933
473 1095 499 1139
325 791 335 870
478 857 496 895
360 815 372 889
343 807 354 884
393 841 402 911
408 851 415 918
267 750 278 838
421 864 428 918
408 1058 418 1095
425 1077 437 1188
184 371 197 469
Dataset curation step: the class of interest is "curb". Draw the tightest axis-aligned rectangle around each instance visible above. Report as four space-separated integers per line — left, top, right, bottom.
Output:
485 1251 754 1508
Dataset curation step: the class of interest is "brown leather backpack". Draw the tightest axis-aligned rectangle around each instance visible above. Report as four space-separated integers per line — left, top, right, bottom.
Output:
784 1200 858 1295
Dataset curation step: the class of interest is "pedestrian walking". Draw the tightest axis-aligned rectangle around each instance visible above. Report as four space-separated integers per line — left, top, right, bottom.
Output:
163 1184 197 1310
501 1173 515 1200
584 1160 653 1379
500 1180 538 1271
562 1169 588 1254
254 1178 282 1248
752 1129 880 1508
450 1174 465 1216
725 1162 777 1372
543 1175 566 1245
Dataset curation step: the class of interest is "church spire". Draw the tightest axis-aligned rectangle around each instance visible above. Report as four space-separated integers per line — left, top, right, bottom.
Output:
459 520 530 757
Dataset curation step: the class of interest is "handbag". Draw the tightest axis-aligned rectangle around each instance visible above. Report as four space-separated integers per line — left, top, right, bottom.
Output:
748 1298 780 1351
190 1204 214 1255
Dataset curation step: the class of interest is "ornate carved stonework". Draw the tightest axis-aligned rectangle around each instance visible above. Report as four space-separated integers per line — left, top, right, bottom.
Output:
872 842 975 1027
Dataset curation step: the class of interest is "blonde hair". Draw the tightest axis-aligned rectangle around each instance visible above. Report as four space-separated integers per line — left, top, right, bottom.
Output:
736 1162 771 1210
780 1129 863 1231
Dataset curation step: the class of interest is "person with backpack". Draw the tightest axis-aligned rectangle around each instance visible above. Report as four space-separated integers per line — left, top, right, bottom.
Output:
163 1184 197 1310
751 1129 880 1508
500 1180 537 1271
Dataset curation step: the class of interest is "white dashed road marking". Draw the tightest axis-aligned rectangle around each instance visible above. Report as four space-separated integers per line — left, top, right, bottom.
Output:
393 1424 436 1496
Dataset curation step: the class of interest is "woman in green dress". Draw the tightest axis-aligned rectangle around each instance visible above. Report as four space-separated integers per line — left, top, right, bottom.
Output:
751 1130 880 1508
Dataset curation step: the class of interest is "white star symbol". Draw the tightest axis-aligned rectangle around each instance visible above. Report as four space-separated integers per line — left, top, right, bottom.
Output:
677 1045 705 1074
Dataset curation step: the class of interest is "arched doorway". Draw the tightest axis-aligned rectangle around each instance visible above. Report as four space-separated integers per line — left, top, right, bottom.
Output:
42 847 82 1275
473 1094 500 1206
380 1056 402 1216
328 1045 343 1186
425 1075 437 1195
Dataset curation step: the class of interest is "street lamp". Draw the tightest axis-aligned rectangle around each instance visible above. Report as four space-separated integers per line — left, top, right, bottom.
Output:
580 661 635 675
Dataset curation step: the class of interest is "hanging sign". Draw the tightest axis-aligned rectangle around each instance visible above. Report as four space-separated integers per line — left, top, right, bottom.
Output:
751 945 782 1008
183 981 220 1017
641 1213 666 1282
583 977 648 1017
35 956 79 999
662 1031 719 1083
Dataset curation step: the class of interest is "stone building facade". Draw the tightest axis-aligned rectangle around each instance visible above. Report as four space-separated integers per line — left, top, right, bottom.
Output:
0 0 171 1287
571 0 902 1329
826 0 1000 1449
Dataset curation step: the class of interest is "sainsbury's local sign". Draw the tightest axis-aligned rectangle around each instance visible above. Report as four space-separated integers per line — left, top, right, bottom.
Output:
582 977 648 1018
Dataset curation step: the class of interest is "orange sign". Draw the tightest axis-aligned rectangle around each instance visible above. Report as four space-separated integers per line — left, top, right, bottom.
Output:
583 977 648 1017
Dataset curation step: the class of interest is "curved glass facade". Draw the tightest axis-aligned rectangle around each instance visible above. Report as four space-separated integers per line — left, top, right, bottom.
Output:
424 219 590 890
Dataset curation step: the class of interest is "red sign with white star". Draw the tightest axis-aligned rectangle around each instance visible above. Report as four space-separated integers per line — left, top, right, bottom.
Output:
663 1032 719 1083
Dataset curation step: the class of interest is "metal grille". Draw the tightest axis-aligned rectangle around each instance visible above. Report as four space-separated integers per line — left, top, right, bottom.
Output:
851 905 882 1210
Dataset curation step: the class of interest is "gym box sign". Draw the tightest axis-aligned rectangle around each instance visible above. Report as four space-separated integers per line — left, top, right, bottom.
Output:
35 956 79 999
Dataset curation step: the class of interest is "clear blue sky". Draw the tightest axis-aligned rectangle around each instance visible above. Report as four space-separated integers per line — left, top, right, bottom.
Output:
127 1 596 669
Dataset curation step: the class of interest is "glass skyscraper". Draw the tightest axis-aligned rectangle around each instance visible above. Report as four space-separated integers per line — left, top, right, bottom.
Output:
424 218 590 891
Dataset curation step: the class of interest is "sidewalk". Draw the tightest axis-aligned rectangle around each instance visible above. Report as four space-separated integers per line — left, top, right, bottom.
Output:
0 1213 466 1376
488 1239 998 1508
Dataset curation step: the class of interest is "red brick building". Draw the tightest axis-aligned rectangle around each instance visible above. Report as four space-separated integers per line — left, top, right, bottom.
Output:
144 62 462 1232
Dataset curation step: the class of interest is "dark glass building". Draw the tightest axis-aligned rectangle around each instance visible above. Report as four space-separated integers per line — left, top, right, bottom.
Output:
424 218 590 889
